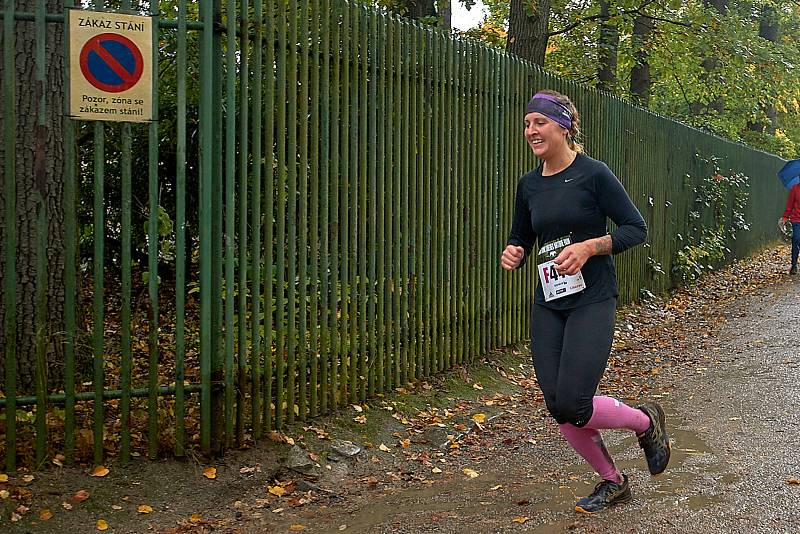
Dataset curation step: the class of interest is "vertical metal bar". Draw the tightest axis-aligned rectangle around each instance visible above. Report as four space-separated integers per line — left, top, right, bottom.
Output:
318 0 330 415
147 0 162 462
120 120 133 462
298 0 310 419
287 0 298 423
118 0 133 469
236 0 250 442
383 13 394 391
2 0 16 472
436 30 445 372
399 18 410 386
375 10 386 395
91 120 105 466
252 0 264 438
348 2 359 403
62 0 77 466
412 24 423 380
224 0 237 449
212 0 226 454
366 7 378 397
174 0 188 457
357 5 368 403
308 0 320 417
338 2 350 405
33 0 48 468
263 0 276 430
274 0 288 427
392 13 401 386
422 27 432 377
200 0 215 454
329 1 341 406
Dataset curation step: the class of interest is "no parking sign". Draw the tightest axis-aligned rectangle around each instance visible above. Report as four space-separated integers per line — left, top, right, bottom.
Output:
69 10 153 122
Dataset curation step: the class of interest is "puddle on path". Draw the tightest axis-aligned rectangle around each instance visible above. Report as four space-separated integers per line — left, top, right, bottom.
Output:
333 426 734 533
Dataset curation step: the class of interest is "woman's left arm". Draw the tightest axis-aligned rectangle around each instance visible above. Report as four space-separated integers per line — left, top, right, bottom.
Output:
555 166 646 275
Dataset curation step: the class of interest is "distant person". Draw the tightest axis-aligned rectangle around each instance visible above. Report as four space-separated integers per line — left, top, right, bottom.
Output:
500 90 671 514
780 182 800 275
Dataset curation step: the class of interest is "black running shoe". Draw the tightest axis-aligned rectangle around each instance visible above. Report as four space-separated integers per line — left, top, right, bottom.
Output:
637 401 671 475
574 474 632 514
790 265 797 275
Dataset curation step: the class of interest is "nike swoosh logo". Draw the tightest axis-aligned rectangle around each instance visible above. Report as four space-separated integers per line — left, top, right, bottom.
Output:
564 178 573 183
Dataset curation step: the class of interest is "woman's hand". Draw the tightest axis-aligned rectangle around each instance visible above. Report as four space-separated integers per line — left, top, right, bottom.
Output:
500 245 525 271
554 236 612 275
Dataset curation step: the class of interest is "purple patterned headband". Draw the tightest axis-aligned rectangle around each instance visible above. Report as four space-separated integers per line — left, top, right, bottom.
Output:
525 92 572 130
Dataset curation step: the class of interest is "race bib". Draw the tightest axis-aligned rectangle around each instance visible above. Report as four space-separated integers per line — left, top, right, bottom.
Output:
537 236 586 302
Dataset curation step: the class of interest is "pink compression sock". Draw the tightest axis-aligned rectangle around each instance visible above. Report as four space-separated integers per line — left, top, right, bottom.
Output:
559 423 622 483
583 395 651 434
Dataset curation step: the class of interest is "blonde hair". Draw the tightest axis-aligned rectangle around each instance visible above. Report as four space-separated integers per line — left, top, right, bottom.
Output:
536 89 584 153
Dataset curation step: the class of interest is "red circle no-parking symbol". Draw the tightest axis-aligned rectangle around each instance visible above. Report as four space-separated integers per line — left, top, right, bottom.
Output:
79 33 144 93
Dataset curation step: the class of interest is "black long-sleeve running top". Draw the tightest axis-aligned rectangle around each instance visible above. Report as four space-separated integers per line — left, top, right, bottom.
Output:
507 152 647 310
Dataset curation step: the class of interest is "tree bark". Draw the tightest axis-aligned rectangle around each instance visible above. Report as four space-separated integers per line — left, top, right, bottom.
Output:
630 11 654 106
0 1 66 393
406 0 438 20
507 0 552 66
596 0 619 92
747 5 778 133
695 0 728 116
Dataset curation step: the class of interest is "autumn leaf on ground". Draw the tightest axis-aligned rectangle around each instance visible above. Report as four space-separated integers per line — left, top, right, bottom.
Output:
89 466 109 477
137 504 153 513
472 413 486 424
0 473 8 482
787 477 800 485
268 485 286 497
512 516 530 524
472 383 484 390
72 489 91 503
203 467 217 479
352 404 363 412
189 513 202 523
489 484 503 491
22 474 35 483
289 524 307 531
96 519 109 530
463 468 479 478
353 415 367 424
0 490 10 499
378 443 391 452
431 467 442 474
399 439 410 449
40 509 53 520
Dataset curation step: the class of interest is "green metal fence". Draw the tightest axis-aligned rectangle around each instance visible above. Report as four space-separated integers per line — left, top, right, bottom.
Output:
0 0 787 470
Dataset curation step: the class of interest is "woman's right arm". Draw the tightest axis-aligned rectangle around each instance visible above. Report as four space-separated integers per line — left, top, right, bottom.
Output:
502 178 536 270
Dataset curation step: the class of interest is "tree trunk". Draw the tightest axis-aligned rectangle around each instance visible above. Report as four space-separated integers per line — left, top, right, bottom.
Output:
747 5 778 133
406 0 438 20
440 0 452 30
695 0 728 116
507 0 552 66
0 1 66 393
630 12 653 107
596 0 619 92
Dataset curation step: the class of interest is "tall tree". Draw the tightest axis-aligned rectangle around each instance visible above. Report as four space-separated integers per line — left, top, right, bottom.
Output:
629 8 654 106
746 3 778 133
507 0 552 65
0 1 66 392
597 0 619 91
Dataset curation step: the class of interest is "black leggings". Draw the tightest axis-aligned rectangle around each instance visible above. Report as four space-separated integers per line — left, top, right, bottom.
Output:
530 298 616 427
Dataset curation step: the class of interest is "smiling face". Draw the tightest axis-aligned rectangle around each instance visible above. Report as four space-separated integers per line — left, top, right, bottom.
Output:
524 112 569 161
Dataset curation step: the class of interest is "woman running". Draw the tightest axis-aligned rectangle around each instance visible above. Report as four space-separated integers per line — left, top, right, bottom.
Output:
500 90 671 514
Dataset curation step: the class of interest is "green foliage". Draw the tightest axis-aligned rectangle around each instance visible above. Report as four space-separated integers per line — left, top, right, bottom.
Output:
672 157 751 284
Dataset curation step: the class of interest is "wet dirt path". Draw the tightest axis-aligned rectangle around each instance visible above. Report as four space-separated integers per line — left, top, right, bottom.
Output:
277 280 800 534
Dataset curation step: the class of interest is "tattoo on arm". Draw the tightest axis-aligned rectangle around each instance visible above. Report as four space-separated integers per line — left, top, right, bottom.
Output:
593 235 613 255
